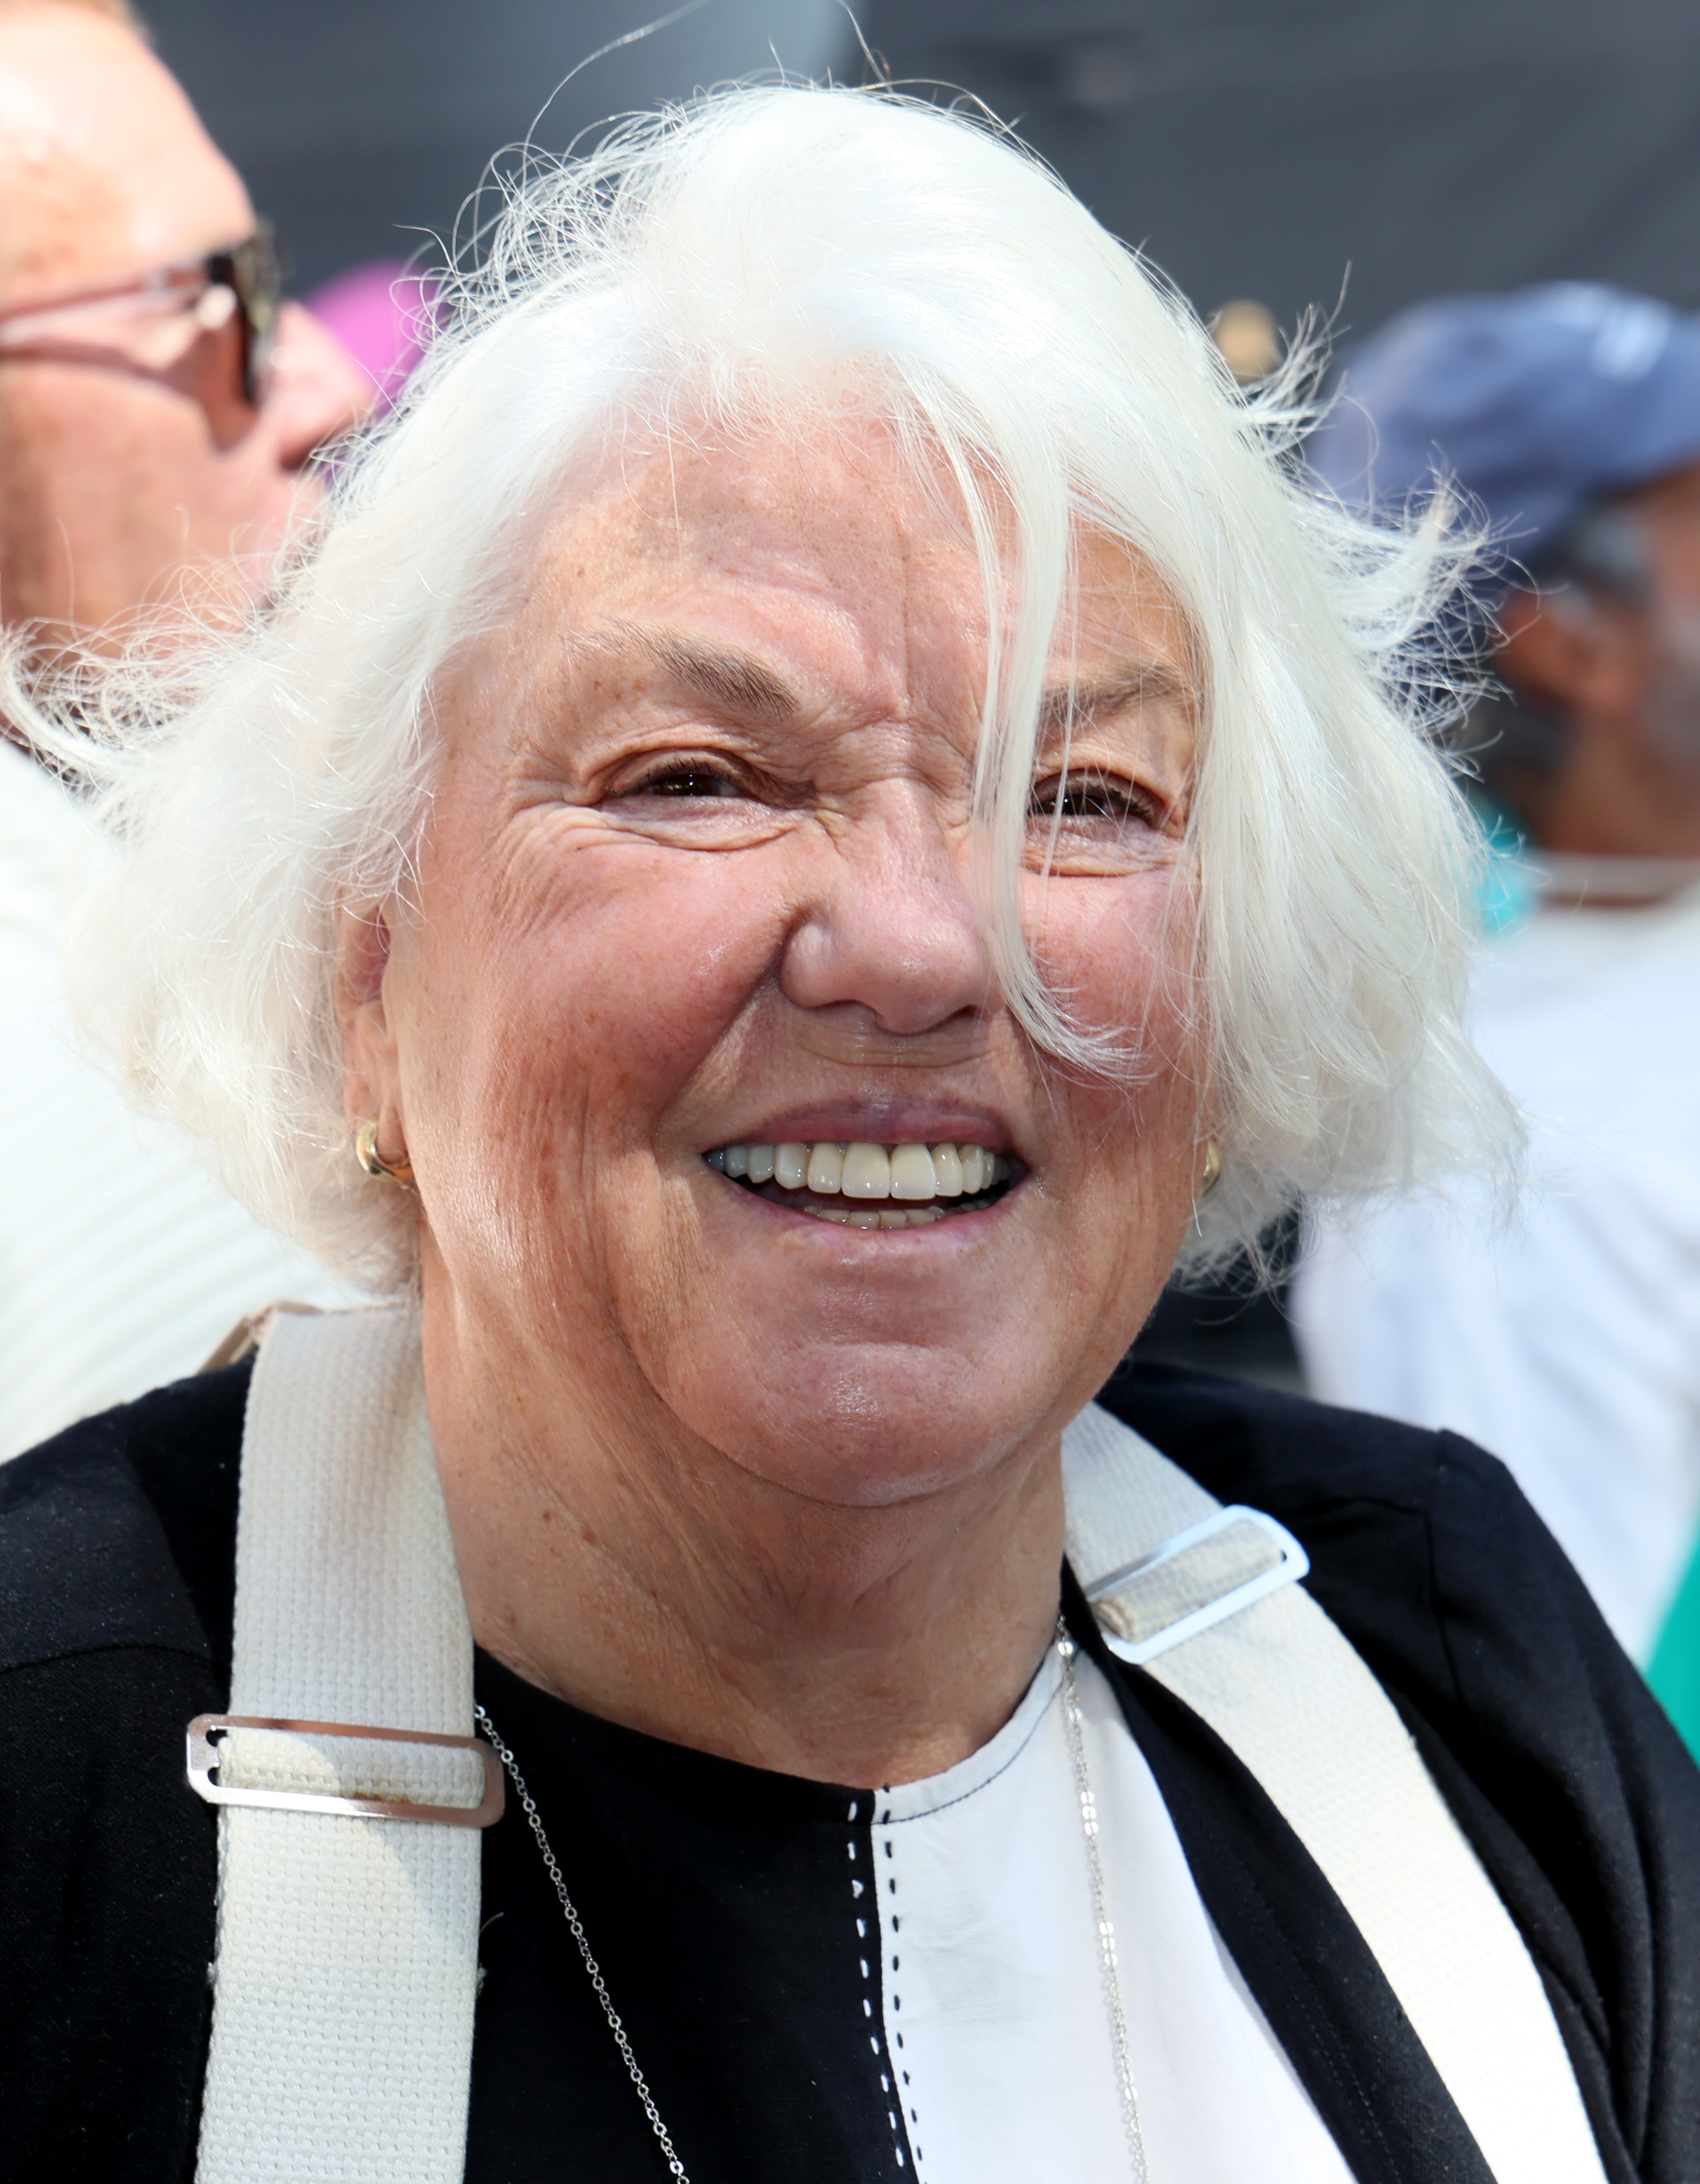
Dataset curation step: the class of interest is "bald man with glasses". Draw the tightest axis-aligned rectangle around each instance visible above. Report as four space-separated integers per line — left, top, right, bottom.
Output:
0 0 367 638
0 0 370 1456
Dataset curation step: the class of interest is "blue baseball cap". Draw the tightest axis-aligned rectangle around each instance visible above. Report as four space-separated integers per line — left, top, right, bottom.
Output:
1311 282 1700 576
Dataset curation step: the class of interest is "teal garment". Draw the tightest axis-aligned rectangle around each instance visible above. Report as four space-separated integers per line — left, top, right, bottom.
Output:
1470 796 1540 937
1648 1537 1700 1760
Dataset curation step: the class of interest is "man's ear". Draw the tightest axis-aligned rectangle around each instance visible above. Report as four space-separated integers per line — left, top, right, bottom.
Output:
1495 584 1645 723
336 900 402 1132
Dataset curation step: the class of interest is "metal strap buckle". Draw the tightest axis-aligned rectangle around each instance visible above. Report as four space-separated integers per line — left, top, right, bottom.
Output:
186 1713 505 1827
1085 1503 1311 1666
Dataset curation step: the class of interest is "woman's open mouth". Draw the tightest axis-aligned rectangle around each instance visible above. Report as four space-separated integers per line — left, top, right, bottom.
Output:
703 1139 1019 1227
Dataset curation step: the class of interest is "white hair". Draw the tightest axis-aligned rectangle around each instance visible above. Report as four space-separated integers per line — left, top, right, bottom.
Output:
7 84 1515 1291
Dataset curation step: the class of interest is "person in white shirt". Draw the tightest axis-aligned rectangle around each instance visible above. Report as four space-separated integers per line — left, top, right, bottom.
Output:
1293 284 1700 1742
0 0 368 1454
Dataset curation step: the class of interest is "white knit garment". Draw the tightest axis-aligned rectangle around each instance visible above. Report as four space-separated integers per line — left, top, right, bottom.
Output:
196 1304 481 2184
1062 1403 1607 2184
0 739 350 1464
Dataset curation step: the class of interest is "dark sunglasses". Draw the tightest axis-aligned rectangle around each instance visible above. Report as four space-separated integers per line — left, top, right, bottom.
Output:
207 222 286 404
0 219 286 406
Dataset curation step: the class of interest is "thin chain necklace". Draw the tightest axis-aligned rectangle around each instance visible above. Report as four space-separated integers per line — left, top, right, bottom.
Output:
474 1703 692 2182
1056 1617 1152 2182
476 1629 1149 2184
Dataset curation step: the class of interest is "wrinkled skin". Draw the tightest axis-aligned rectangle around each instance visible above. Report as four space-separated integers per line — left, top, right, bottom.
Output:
341 419 1210 1786
0 5 367 645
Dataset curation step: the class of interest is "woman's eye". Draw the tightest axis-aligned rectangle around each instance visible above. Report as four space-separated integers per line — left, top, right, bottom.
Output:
1031 772 1156 824
628 762 744 799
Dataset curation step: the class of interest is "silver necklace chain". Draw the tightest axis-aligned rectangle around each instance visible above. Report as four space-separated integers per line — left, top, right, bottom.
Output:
474 1702 693 2182
477 1629 1148 2184
1057 1619 1152 2183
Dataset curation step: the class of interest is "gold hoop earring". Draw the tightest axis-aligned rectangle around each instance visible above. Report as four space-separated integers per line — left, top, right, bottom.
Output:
1198 1141 1223 1197
355 1117 413 1186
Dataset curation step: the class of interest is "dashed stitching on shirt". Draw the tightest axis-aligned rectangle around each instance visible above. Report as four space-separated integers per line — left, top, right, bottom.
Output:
851 1668 1061 2178
877 1799 925 2176
850 1794 913 2174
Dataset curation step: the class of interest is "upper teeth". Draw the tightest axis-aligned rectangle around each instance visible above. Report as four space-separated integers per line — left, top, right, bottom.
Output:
707 1141 1011 1198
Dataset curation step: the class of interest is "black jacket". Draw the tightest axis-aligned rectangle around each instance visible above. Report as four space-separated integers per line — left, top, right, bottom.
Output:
1 1359 1695 2181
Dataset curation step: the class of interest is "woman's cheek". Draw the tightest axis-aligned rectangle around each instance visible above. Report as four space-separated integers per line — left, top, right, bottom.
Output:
1026 868 1197 1050
490 847 787 1116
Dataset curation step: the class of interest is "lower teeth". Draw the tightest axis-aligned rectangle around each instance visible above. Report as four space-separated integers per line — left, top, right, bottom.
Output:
734 1180 1003 1227
809 1205 934 1228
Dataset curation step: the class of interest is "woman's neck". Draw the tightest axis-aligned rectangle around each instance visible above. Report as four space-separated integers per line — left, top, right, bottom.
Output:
424 1315 1069 1790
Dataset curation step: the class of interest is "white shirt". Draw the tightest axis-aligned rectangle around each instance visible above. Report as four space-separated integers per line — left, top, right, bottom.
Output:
869 1643 1352 2183
1293 887 1700 1661
0 741 346 1460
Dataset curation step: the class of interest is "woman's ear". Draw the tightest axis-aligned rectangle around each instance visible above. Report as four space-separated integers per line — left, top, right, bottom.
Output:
336 901 402 1131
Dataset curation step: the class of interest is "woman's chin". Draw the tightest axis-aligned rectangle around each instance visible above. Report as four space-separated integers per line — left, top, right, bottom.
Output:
669 1350 1062 1511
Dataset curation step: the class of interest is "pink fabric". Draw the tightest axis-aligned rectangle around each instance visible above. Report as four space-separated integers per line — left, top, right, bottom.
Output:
302 260 441 409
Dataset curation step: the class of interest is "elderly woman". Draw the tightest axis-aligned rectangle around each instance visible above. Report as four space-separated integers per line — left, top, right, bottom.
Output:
1 86 1694 2184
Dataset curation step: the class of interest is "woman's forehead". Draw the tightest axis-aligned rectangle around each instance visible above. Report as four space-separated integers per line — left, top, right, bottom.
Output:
497 423 1195 708
544 424 985 616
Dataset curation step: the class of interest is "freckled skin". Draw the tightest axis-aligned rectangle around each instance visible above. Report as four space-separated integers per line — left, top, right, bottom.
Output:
341 418 1210 1786
0 6 369 646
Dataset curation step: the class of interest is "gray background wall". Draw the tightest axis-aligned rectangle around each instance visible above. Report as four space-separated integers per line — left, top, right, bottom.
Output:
862 0 1700 338
140 1 855 291
141 0 1700 338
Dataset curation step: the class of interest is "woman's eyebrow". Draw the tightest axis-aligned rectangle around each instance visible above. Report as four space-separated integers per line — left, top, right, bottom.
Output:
582 620 806 722
1039 659 1194 730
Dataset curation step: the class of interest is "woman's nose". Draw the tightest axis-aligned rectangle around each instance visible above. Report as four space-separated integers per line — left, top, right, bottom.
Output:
777 791 995 1038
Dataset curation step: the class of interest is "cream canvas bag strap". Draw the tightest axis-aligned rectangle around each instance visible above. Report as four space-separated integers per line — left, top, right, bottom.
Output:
1061 1401 1605 2184
192 1302 495 2184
